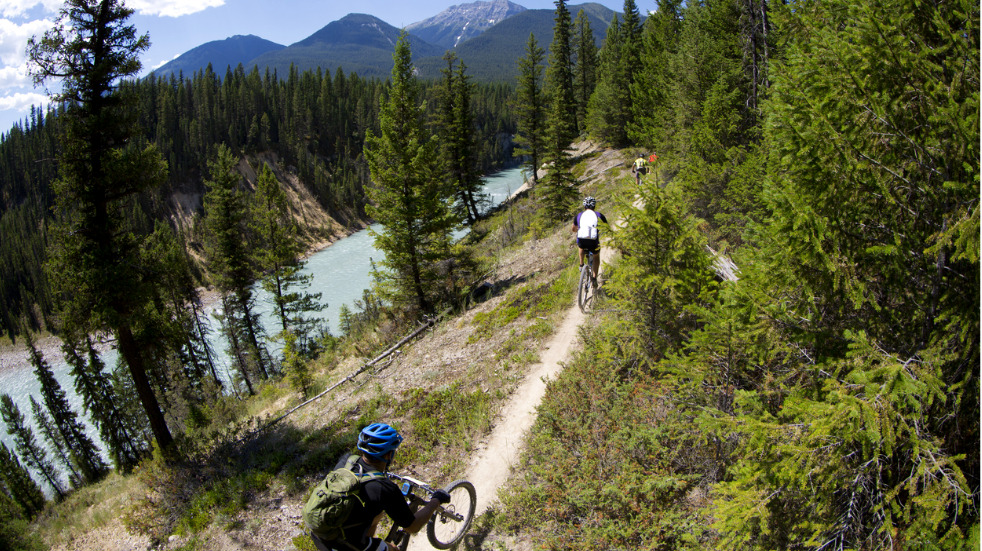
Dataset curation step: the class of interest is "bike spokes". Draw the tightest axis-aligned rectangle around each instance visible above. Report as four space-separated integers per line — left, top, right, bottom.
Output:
427 480 476 549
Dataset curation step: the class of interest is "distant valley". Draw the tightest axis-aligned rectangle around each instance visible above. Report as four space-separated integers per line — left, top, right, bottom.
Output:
151 1 617 82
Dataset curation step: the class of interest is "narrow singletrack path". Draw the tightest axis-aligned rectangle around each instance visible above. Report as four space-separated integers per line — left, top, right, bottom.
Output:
408 240 615 551
465 296 585 515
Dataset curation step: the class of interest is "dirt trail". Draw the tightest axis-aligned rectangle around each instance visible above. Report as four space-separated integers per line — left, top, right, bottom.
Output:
464 294 584 515
409 243 616 551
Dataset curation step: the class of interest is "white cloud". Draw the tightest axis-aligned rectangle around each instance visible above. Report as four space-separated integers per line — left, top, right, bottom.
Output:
0 0 61 19
128 0 224 18
1 0 224 19
0 17 54 65
0 90 46 111
0 64 28 87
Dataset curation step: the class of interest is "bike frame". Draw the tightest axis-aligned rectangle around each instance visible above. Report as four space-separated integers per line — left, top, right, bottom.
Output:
383 473 475 551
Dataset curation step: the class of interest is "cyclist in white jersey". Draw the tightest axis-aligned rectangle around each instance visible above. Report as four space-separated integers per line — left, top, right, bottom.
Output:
572 196 608 285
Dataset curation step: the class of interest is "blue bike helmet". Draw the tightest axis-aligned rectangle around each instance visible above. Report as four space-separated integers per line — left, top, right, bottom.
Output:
357 423 403 459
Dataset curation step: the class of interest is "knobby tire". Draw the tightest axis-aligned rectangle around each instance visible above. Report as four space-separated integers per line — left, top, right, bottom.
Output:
426 479 477 549
578 256 593 313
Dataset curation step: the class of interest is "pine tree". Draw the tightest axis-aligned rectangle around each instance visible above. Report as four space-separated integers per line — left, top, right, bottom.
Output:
25 333 107 484
538 99 580 222
546 0 578 143
282 331 313 399
586 0 641 147
337 303 355 337
539 0 580 220
438 53 484 225
62 335 143 471
252 161 325 354
0 395 64 499
27 0 174 454
0 443 45 518
364 32 459 313
586 16 625 145
664 0 766 242
514 33 547 185
203 144 270 385
571 9 598 129
29 398 81 488
628 0 683 148
145 222 222 394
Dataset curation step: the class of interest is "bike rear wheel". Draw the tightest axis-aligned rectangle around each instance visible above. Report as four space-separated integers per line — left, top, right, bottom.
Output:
577 261 592 313
426 479 476 549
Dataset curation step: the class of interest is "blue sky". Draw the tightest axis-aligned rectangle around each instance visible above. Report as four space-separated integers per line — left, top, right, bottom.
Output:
0 0 632 133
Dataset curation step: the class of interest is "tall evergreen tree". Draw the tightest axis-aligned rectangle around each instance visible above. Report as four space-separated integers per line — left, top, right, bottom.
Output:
25 333 107 484
364 32 459 313
0 443 46 518
586 15 625 145
586 0 642 147
546 0 578 143
215 293 255 396
438 53 484 225
29 398 81 488
144 221 222 395
514 33 547 185
540 0 580 220
571 9 598 129
628 0 683 149
0 395 64 499
664 0 766 241
62 335 143 471
27 0 174 454
252 162 325 354
203 144 270 386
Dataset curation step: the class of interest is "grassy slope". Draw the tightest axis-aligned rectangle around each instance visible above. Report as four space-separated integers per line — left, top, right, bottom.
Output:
30 142 637 551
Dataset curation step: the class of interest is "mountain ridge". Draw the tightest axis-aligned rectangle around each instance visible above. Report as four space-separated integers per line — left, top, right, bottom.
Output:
151 2 619 82
405 0 527 49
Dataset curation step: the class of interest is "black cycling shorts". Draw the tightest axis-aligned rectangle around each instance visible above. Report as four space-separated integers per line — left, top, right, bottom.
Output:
577 238 600 253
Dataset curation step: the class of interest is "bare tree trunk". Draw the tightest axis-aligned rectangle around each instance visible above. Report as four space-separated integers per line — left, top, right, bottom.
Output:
116 324 173 454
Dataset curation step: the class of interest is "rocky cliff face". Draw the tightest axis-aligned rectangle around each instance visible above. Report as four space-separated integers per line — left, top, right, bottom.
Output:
406 0 526 49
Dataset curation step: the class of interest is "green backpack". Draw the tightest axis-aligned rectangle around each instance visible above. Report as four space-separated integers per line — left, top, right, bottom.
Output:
302 455 386 541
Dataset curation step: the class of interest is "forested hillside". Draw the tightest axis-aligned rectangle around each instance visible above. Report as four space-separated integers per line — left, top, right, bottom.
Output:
0 61 516 341
503 0 980 548
1 0 977 549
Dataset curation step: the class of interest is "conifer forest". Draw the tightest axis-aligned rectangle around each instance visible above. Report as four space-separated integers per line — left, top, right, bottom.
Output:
0 0 977 549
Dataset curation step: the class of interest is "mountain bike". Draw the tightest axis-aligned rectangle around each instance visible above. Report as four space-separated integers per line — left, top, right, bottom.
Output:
578 250 597 313
384 473 476 550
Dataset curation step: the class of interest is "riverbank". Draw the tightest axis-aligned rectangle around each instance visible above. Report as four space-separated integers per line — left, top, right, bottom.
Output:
0 220 371 377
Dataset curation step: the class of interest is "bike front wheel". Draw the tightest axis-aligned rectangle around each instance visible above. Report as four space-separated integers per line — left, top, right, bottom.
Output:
426 479 476 549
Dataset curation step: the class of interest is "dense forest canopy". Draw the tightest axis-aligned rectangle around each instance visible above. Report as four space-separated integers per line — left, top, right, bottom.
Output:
0 61 517 341
0 0 977 549
504 0 979 549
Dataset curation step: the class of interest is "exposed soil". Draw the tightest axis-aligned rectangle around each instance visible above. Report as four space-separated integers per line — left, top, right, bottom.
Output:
45 141 630 551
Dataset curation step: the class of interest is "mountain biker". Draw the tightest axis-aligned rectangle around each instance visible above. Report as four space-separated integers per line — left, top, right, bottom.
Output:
632 154 648 184
572 196 608 286
310 423 450 551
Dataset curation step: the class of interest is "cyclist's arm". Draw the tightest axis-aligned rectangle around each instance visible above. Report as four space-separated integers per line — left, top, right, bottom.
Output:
404 497 443 534
377 481 441 535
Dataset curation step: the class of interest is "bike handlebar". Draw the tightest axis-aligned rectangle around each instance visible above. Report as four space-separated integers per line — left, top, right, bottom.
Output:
387 472 437 496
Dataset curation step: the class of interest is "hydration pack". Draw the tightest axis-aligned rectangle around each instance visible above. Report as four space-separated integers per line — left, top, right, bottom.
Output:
302 455 385 541
577 210 600 240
